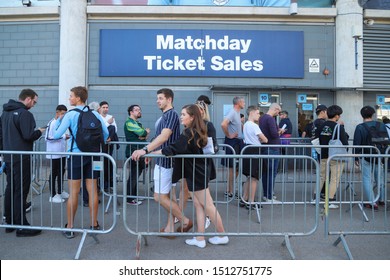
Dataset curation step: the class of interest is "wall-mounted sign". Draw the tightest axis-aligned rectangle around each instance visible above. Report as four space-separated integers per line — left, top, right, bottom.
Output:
259 93 269 104
297 94 307 103
302 103 313 111
309 58 320 73
100 29 304 78
377 95 386 105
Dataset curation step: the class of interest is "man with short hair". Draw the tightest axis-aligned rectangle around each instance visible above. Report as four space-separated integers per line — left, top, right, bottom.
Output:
353 106 386 210
220 96 245 198
45 104 69 203
54 86 109 238
315 105 349 209
99 101 117 192
0 88 46 237
124 104 150 205
132 88 192 234
259 103 282 202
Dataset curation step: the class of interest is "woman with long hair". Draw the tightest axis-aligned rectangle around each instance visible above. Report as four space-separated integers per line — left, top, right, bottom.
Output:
155 104 228 248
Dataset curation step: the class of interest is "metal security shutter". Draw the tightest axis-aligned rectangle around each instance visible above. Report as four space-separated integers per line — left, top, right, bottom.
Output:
363 26 390 89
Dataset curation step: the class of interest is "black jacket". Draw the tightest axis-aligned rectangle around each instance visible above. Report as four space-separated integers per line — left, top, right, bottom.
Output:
0 99 42 162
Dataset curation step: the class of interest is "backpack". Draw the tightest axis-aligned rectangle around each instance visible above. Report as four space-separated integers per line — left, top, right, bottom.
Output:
362 122 390 154
69 106 104 152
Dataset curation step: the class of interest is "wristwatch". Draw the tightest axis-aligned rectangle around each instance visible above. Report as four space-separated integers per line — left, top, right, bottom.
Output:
142 146 149 154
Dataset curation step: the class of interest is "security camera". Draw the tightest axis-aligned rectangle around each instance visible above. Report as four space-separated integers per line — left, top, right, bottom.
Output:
364 19 375 26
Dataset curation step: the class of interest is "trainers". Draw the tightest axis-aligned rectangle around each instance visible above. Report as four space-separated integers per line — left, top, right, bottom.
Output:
16 228 42 237
25 202 32 213
378 201 385 206
328 203 339 209
60 191 69 199
224 191 233 198
62 224 75 239
234 193 240 200
205 216 211 229
264 198 281 203
239 199 246 207
262 195 277 201
127 199 142 206
49 194 65 203
364 203 379 211
185 237 206 248
208 236 229 245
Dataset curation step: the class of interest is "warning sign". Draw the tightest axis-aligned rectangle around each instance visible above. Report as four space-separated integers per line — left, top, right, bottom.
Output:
309 59 320 73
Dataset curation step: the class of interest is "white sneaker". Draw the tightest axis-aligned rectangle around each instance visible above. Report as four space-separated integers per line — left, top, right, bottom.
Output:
205 216 211 229
328 203 339 209
264 198 281 203
60 191 69 199
185 237 206 248
262 196 277 201
49 194 65 203
208 236 229 245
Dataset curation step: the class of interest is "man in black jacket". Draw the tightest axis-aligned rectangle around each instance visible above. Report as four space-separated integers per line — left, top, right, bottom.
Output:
0 89 45 237
353 106 387 210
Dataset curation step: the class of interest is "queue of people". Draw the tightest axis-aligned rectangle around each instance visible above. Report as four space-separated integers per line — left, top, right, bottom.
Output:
1 87 387 247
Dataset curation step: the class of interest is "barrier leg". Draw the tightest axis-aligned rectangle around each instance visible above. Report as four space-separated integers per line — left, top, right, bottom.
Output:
333 234 353 260
135 233 148 260
75 231 88 260
282 235 295 260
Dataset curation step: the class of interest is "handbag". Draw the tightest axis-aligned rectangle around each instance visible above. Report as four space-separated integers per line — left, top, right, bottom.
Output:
311 137 321 155
202 137 215 154
328 124 348 158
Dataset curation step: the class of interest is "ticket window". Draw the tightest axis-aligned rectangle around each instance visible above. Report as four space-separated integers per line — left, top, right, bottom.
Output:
296 93 318 137
375 95 390 121
258 92 280 117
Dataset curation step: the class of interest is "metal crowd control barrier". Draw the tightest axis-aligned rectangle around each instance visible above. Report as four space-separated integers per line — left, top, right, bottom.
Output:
0 150 117 259
323 150 390 260
122 149 321 260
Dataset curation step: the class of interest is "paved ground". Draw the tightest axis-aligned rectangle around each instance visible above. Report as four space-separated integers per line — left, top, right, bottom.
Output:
1 190 389 260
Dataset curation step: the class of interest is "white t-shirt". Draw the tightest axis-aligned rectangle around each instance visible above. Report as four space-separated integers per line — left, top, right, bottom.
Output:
101 114 117 132
243 120 263 145
45 118 67 159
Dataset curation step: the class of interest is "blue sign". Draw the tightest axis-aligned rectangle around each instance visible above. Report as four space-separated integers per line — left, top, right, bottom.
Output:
99 29 304 78
377 95 385 105
302 103 313 111
297 94 307 103
259 93 269 103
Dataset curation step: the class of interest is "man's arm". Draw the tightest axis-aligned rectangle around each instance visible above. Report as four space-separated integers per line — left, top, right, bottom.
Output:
221 118 237 139
131 128 172 161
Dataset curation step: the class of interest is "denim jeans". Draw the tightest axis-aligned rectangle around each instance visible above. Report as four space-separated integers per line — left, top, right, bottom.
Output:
361 159 385 203
261 148 280 200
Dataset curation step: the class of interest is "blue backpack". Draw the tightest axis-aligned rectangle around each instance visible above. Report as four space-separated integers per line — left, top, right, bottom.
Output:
69 106 104 152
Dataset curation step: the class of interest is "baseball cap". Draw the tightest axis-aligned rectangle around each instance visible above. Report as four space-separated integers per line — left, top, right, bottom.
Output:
315 104 327 113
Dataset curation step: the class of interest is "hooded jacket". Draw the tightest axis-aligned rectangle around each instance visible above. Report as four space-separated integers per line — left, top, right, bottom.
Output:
0 99 42 162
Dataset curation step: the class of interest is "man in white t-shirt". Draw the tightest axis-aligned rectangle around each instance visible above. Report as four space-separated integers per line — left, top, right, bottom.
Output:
241 105 268 209
45 105 70 203
99 101 117 192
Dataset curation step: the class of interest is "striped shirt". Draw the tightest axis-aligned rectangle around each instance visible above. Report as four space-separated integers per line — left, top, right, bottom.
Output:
155 108 180 168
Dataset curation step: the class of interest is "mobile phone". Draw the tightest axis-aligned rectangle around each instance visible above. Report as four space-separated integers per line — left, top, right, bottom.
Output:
281 124 287 130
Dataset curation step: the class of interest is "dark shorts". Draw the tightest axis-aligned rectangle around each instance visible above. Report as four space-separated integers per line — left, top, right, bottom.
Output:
221 137 244 168
242 146 262 180
67 155 100 180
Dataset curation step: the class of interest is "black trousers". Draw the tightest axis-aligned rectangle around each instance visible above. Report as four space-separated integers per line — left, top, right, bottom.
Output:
4 157 31 225
49 157 66 197
126 158 145 202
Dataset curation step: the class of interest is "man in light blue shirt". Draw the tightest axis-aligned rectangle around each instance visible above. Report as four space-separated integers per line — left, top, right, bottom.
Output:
53 86 108 239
